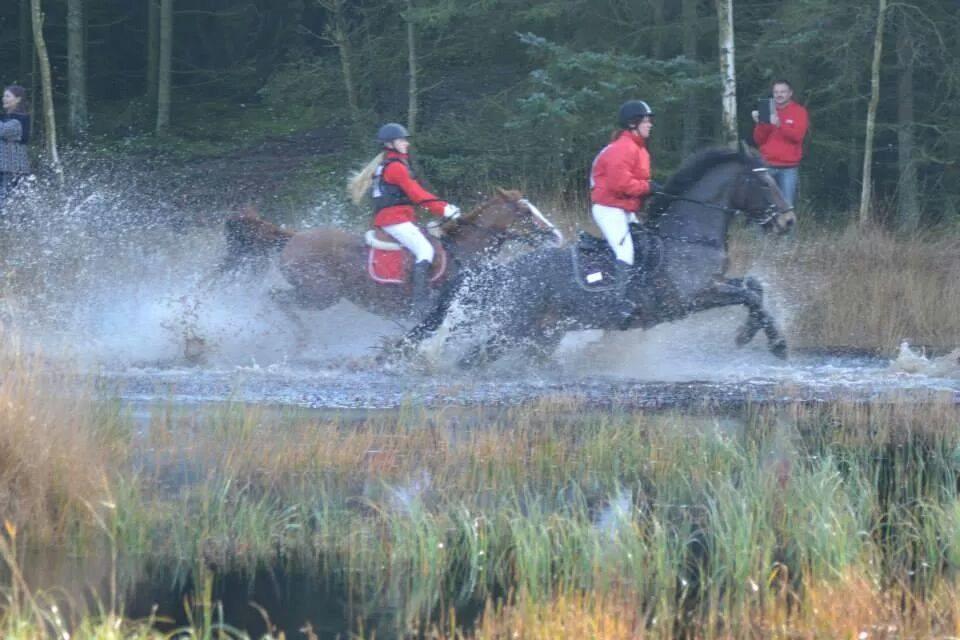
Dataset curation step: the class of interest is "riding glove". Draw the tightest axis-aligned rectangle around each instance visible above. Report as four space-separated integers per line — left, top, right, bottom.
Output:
443 204 462 220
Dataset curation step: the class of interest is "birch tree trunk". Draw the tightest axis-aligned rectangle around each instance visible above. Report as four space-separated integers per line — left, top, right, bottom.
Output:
30 0 61 180
406 0 418 134
716 0 737 148
67 0 88 137
156 0 173 133
682 0 700 155
146 0 160 104
859 0 887 226
896 20 919 230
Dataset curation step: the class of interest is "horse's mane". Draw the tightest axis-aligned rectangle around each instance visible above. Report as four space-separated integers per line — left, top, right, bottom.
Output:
647 146 762 217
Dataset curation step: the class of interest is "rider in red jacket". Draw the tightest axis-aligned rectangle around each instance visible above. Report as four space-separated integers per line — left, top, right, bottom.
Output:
370 123 461 315
590 100 659 325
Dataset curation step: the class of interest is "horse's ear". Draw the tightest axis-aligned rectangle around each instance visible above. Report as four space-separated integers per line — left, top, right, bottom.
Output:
495 186 510 199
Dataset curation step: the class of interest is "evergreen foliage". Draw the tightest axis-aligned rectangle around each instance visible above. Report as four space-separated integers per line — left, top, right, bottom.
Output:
0 0 957 224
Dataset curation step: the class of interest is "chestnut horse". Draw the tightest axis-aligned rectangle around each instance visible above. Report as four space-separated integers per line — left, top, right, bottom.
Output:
217 189 562 321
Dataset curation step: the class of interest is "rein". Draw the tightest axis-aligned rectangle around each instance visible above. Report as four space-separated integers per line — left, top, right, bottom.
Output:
650 165 789 244
426 198 562 247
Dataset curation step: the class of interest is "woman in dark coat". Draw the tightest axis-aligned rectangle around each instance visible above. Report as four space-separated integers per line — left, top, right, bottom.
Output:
0 85 31 211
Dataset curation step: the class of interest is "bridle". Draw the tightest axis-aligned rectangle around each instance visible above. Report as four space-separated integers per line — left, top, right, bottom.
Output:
653 166 792 229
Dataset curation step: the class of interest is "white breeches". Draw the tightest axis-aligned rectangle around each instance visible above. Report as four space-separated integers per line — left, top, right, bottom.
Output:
591 204 637 265
381 221 435 263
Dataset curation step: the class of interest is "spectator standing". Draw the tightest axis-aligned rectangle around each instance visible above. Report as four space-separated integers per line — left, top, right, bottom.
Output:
752 80 808 207
0 85 31 212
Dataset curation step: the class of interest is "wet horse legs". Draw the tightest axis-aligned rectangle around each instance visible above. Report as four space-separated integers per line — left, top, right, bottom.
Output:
691 277 787 359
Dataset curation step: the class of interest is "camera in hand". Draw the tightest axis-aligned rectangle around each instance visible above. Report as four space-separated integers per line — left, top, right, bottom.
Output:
757 98 773 124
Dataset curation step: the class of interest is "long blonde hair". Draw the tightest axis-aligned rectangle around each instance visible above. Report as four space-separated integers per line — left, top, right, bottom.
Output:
348 152 384 206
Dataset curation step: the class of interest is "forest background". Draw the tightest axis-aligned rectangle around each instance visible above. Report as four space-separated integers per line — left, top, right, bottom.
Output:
0 0 958 229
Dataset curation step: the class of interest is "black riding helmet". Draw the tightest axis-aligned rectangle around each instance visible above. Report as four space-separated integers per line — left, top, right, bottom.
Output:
618 100 654 129
377 122 410 144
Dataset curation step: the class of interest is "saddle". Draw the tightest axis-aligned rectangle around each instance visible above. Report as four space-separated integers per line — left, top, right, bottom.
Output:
570 224 663 292
365 229 448 285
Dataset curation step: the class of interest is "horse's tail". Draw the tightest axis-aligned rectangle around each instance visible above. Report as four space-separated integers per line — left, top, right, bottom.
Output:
347 152 383 206
217 206 295 276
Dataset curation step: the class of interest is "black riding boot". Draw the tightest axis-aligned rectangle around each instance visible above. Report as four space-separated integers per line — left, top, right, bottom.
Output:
613 259 637 329
410 260 433 318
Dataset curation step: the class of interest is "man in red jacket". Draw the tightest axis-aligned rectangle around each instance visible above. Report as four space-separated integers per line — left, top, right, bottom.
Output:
752 80 808 208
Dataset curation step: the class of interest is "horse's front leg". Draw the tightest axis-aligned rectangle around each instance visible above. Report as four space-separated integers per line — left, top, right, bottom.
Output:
690 278 787 359
269 287 310 349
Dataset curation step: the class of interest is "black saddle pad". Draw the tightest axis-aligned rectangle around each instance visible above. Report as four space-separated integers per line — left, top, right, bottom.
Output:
570 227 662 292
571 232 618 291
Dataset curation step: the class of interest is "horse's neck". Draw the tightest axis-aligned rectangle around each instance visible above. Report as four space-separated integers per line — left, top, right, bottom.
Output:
657 165 736 242
447 212 504 262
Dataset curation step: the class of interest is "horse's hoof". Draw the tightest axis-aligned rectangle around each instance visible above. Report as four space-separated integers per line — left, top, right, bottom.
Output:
770 339 788 360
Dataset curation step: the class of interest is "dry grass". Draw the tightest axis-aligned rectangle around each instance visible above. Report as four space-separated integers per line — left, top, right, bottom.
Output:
0 343 127 542
438 571 960 639
732 224 960 352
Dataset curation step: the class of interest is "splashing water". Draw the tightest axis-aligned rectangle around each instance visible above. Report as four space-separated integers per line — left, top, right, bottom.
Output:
0 172 957 410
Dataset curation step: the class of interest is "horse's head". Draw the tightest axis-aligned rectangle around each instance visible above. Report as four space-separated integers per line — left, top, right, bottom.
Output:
443 188 564 248
733 144 796 234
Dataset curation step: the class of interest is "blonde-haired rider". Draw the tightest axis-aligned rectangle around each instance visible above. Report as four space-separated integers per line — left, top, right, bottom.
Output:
351 123 461 315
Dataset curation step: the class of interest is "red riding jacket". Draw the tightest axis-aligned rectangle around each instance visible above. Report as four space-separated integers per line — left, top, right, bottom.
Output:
372 150 449 227
590 131 653 213
753 101 809 167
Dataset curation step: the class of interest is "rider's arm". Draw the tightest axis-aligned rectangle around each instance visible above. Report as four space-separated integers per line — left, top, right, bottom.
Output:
382 161 448 216
0 119 22 142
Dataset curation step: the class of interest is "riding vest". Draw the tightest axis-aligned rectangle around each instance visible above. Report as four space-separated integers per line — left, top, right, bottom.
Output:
372 158 414 213
0 113 30 175
371 150 448 227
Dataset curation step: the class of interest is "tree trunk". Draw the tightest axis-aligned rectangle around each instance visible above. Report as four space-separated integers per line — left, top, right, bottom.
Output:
19 0 32 86
146 0 160 104
896 20 919 230
716 0 737 148
30 0 61 180
682 0 700 155
327 0 362 135
156 0 173 133
651 0 666 59
406 0 418 134
859 0 887 227
67 0 88 137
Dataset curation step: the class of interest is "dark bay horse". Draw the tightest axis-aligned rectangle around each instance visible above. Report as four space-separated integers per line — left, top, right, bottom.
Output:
398 147 797 368
217 189 562 320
